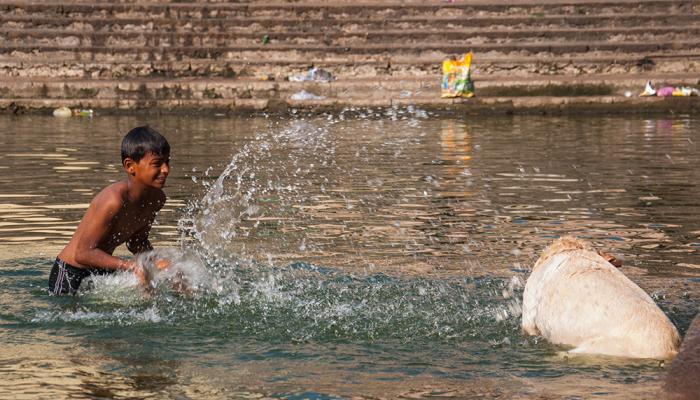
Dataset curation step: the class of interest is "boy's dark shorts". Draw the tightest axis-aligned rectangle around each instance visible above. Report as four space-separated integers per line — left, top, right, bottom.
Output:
48 258 114 295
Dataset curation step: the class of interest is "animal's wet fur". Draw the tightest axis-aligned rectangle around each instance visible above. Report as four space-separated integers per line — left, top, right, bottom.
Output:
522 236 680 359
533 236 591 269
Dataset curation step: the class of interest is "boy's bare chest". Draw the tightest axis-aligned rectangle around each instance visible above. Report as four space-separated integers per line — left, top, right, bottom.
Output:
107 205 157 242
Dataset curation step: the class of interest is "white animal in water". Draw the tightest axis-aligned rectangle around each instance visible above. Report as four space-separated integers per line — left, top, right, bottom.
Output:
521 236 680 359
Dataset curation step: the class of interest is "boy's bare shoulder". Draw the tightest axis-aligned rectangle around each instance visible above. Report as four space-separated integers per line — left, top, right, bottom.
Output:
90 181 128 212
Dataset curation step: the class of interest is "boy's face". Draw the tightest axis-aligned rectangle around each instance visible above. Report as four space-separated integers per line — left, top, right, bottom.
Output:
125 152 170 189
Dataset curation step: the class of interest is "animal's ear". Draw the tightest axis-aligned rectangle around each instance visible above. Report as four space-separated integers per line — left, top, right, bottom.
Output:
598 251 622 268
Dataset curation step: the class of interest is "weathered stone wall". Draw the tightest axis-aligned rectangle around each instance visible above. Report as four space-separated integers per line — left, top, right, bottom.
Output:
1 0 699 113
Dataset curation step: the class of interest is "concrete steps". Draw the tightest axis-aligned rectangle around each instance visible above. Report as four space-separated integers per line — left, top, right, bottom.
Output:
1 73 696 100
2 41 698 58
2 1 694 18
2 52 697 79
1 23 697 47
4 95 699 116
0 0 698 113
2 13 698 30
3 27 700 48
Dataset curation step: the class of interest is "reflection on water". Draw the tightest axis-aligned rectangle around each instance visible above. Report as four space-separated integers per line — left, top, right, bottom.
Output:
0 114 698 399
439 118 472 189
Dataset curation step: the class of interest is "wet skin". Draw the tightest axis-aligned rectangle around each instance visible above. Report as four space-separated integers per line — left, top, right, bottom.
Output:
57 152 170 272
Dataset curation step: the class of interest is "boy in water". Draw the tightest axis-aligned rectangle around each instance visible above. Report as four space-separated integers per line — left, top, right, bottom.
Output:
48 126 171 295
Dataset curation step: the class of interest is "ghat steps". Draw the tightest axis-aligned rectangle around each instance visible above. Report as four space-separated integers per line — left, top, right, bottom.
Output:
0 0 699 113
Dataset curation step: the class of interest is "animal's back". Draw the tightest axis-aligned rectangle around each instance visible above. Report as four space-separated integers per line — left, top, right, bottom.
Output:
523 241 680 359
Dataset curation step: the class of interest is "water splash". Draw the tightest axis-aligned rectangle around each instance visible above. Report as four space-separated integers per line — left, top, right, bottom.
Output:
135 248 213 295
93 114 531 342
35 260 525 343
181 119 340 263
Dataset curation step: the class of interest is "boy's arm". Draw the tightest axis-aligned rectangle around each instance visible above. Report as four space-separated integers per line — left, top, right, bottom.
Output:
73 195 136 271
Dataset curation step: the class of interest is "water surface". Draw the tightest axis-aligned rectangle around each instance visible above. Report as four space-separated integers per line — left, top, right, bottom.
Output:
0 113 698 399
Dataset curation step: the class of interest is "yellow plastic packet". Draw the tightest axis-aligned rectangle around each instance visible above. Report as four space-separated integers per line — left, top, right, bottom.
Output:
441 52 475 98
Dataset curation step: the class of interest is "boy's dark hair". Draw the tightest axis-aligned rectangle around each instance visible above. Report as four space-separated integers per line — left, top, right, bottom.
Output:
121 126 170 162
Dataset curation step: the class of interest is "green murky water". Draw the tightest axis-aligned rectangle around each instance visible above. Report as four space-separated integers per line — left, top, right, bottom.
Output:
0 113 698 399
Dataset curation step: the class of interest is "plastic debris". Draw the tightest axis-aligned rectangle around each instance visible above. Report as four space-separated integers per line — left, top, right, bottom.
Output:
53 107 94 117
639 81 700 97
288 67 334 83
290 90 325 101
441 52 475 98
52 107 72 117
673 87 699 96
73 109 94 117
639 81 656 96
656 86 675 97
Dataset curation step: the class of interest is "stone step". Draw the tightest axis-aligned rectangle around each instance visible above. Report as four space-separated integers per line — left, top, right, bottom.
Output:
2 53 697 79
0 0 697 113
0 74 695 101
3 40 699 60
2 13 698 31
2 0 695 20
2 27 699 48
3 95 699 115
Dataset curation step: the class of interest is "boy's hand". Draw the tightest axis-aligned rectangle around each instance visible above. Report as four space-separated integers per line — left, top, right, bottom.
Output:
133 265 146 285
123 259 147 285
155 259 171 271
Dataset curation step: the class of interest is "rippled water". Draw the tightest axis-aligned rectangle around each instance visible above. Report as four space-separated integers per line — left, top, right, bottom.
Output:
0 113 698 399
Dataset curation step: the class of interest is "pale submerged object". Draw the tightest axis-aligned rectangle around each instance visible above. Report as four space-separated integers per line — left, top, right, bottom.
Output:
52 107 72 117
